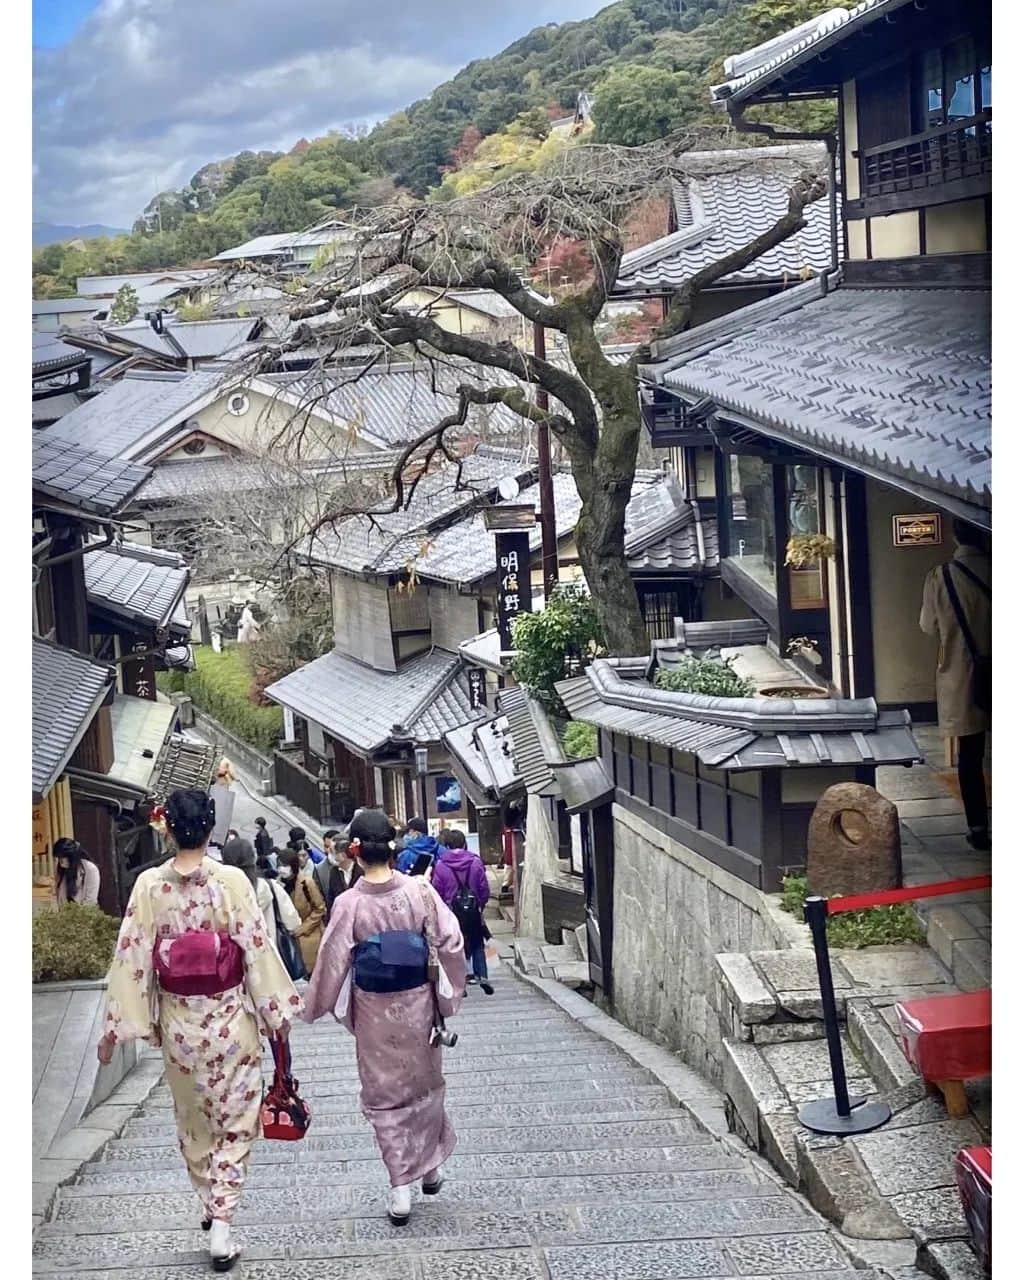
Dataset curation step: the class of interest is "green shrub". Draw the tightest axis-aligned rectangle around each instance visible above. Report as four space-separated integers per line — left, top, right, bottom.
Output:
563 721 598 759
655 655 755 698
157 645 283 752
780 874 926 950
33 904 121 984
510 584 604 715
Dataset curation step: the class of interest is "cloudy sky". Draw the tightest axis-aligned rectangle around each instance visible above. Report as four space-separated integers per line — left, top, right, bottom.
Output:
33 0 608 228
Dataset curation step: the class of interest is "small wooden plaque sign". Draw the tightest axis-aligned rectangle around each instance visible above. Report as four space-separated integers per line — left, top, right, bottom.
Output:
892 513 942 547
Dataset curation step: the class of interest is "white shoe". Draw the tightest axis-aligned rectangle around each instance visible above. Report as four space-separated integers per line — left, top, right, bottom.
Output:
388 1183 412 1225
209 1219 240 1272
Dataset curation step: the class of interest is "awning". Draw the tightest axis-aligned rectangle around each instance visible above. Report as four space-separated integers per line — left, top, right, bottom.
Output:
109 695 177 792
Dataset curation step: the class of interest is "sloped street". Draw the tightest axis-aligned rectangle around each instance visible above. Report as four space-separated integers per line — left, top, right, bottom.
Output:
35 972 888 1279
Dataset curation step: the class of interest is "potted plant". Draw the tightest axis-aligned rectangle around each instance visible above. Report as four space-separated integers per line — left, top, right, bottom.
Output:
784 533 836 568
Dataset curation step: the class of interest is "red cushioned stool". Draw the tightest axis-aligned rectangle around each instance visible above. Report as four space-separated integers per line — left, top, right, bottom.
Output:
955 1145 991 1273
894 990 991 1117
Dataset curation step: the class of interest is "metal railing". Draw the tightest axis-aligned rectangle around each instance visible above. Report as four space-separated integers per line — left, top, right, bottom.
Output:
858 110 991 199
273 749 354 825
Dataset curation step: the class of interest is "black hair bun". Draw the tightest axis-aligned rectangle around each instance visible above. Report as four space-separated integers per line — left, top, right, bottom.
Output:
166 788 217 849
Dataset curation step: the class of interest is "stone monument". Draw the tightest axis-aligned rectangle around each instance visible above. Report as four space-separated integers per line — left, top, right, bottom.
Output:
806 782 902 897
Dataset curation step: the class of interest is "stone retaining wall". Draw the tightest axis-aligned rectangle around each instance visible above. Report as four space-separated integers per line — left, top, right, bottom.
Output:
191 708 274 785
609 802 786 1085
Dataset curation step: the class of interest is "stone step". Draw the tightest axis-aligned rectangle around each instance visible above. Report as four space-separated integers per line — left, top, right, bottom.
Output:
120 1097 686 1141
845 998 920 1093
34 1263 886 1280
33 1194 822 1271
142 1077 670 1113
74 1140 747 1192
51 1167 773 1229
98 1115 706 1167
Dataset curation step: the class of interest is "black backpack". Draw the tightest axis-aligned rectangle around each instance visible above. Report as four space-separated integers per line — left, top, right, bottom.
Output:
450 868 482 942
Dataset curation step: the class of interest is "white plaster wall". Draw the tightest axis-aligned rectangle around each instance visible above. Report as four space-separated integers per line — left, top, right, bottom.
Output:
869 212 920 259
518 794 562 942
925 199 988 254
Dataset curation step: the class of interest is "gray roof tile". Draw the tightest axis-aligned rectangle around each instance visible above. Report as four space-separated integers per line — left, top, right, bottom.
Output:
617 146 833 294
41 370 228 459
556 659 922 771
33 637 114 797
713 0 902 103
84 543 190 633
33 332 91 376
653 283 990 514
135 450 402 503
264 647 481 755
497 688 566 796
33 436 153 516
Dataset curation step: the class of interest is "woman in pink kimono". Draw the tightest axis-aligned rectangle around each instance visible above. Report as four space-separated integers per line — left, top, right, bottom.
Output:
303 809 465 1225
97 789 302 1273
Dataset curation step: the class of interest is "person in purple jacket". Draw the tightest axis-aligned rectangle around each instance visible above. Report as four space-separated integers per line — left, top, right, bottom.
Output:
437 830 493 995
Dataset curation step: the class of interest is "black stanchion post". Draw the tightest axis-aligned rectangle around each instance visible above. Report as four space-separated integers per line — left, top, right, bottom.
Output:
797 895 892 1136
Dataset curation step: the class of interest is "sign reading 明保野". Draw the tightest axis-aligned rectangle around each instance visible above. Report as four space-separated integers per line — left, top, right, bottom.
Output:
495 531 532 652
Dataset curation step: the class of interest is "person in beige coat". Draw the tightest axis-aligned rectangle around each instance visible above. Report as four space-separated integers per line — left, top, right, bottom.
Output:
280 848 326 974
919 519 991 849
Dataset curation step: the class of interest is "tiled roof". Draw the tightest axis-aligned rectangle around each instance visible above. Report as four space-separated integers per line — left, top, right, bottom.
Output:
151 736 218 800
32 435 153 516
264 647 481 755
616 146 833 294
109 694 178 790
651 281 991 516
213 233 294 261
84 542 190 633
77 270 214 298
458 628 504 674
622 473 719 575
134 450 401 503
557 658 922 771
33 296 100 316
41 369 228 459
445 291 521 320
497 687 566 797
33 332 91 375
712 1 904 103
104 317 259 361
32 637 114 798
443 714 523 805
261 360 526 449
302 449 537 576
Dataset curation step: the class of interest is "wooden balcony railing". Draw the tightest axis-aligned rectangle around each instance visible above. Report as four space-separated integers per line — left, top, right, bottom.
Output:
851 111 991 215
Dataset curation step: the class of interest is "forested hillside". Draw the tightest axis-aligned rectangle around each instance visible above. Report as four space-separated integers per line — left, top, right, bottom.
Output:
33 0 849 297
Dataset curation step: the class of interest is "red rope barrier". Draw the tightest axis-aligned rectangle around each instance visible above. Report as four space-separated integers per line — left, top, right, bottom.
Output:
825 875 992 915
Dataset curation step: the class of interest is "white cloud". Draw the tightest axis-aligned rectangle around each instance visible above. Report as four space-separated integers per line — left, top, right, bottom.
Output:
34 0 604 225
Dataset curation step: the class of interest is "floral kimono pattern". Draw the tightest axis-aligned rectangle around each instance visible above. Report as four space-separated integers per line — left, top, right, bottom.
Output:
303 875 466 1187
102 858 302 1222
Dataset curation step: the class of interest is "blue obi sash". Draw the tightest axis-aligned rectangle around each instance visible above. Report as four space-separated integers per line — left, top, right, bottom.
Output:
352 929 429 993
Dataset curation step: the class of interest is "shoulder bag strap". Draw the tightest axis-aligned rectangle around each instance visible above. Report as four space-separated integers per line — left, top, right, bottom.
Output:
943 564 981 664
953 560 991 599
415 880 446 1030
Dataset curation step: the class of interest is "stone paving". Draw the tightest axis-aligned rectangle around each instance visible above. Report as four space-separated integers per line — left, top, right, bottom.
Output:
33 971 900 1279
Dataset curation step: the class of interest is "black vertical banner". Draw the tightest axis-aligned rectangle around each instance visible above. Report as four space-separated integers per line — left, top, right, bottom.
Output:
496 531 532 651
468 667 487 711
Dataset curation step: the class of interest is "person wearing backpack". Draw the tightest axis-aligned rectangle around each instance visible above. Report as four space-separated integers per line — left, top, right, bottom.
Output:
920 519 991 850
437 830 493 995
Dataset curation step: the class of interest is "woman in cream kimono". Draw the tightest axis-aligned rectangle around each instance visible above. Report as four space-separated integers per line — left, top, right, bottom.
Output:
97 789 302 1273
303 809 466 1226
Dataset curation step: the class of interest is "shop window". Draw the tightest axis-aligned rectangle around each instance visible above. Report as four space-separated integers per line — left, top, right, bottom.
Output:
786 465 827 611
724 453 776 598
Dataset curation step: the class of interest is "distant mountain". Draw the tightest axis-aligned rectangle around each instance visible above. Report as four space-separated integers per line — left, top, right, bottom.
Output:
33 222 128 246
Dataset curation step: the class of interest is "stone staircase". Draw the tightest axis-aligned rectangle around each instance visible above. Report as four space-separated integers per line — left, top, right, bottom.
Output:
712 946 989 1280
34 972 891 1279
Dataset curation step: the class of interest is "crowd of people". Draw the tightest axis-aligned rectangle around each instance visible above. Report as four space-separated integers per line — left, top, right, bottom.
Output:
95 792 498 1272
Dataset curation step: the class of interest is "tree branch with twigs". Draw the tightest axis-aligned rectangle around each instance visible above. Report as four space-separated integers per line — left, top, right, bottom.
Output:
239 132 829 655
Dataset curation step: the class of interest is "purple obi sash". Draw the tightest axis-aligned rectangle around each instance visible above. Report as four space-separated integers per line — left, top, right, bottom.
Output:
153 929 244 997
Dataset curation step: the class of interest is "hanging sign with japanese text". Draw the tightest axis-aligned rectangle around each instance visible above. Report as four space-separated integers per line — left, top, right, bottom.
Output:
495 531 533 652
122 641 157 701
468 667 487 711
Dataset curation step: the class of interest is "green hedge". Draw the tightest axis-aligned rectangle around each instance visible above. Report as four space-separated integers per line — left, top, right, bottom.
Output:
158 645 283 753
33 904 121 983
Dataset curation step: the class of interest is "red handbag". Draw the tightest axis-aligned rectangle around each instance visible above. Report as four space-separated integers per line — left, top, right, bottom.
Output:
261 1035 311 1141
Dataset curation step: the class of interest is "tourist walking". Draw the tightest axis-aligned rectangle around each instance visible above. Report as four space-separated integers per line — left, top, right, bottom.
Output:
53 838 101 906
437 830 494 995
96 788 301 1272
281 848 326 974
395 816 456 897
303 810 466 1225
312 830 350 919
920 519 992 850
253 816 275 865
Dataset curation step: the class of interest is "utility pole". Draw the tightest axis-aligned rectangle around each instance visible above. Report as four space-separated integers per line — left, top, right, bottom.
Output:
532 320 559 600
